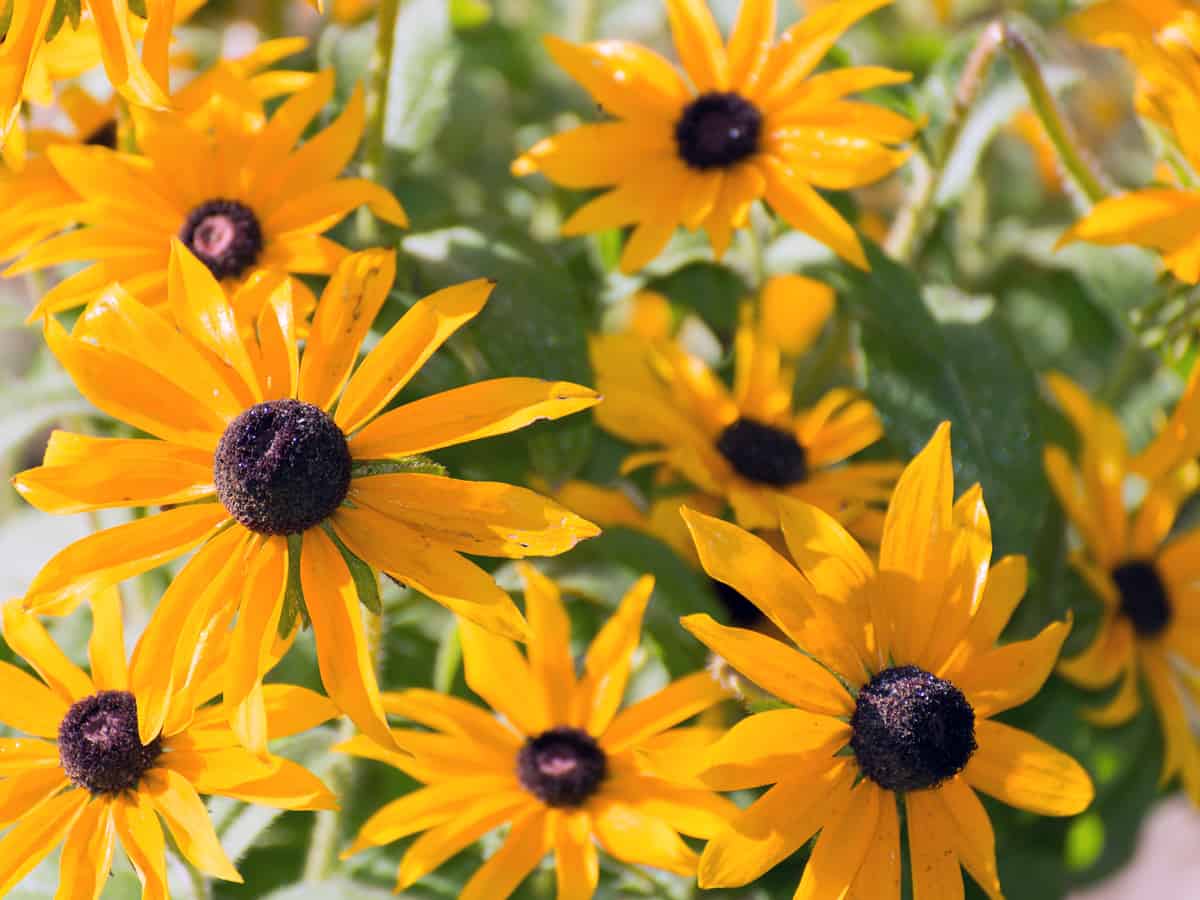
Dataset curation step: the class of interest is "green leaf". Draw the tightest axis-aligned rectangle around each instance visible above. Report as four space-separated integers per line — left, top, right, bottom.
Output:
0 371 95 461
350 456 448 478
257 879 409 900
278 533 309 638
126 0 146 16
836 242 1050 559
324 524 382 616
384 0 461 154
46 0 82 40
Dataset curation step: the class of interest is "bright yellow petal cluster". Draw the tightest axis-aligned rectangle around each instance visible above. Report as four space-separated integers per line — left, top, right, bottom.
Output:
513 0 916 272
340 564 733 897
679 423 1094 898
1044 371 1200 801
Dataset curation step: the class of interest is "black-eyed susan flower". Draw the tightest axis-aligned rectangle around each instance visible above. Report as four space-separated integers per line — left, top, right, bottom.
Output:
679 422 1094 898
512 0 916 273
0 590 337 896
591 294 899 534
6 68 407 319
1043 372 1200 802
12 241 600 755
339 564 734 898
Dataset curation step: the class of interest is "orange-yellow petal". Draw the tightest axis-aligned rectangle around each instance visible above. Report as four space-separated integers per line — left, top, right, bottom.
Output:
963 719 1094 816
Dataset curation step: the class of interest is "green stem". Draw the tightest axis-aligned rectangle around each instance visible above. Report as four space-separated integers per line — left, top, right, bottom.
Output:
184 859 212 900
885 20 1004 263
1002 23 1110 205
568 0 601 43
357 0 402 246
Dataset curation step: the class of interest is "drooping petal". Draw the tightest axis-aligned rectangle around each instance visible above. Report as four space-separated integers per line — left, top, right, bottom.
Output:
112 792 168 900
56 796 115 900
846 788 901 900
300 527 396 751
336 278 494 434
906 788 964 900
964 719 1094 816
0 789 88 896
143 768 242 882
554 809 599 900
0 768 72 828
602 671 729 753
759 155 867 269
458 808 552 900
794 780 880 900
348 378 600 459
937 777 1003 900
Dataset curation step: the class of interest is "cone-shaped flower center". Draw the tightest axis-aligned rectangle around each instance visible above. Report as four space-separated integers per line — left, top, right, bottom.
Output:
709 577 765 628
850 665 977 792
675 92 763 170
214 399 352 535
1112 559 1172 638
716 417 809 486
59 691 162 795
180 198 264 279
517 727 608 807
83 120 118 148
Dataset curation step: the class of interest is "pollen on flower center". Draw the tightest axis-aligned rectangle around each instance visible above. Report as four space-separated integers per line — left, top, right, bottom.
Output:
716 417 809 486
850 665 977 793
58 691 162 795
180 198 264 280
674 92 763 170
517 727 607 807
1112 559 1172 638
214 399 352 536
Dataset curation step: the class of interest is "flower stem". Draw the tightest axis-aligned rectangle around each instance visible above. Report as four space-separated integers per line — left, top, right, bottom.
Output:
1002 22 1110 205
184 860 212 900
357 0 401 245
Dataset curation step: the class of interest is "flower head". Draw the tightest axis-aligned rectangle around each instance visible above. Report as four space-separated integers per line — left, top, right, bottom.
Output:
6 69 407 319
1043 371 1200 803
680 423 1094 897
512 0 916 272
339 564 734 898
591 289 899 533
12 242 600 755
0 591 336 896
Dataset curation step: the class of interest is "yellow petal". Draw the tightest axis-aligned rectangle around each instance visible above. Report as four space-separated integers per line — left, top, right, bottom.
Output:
331 505 529 641
697 760 854 888
554 809 599 900
602 768 738 838
578 575 654 735
760 155 867 268
1 598 93 702
225 535 287 757
513 123 672 189
960 555 1028 655
664 0 728 92
112 792 168 900
266 177 408 234
1056 613 1132 690
602 671 728 754
0 789 88 896
519 563 576 724
680 614 854 717
698 708 850 791
164 748 336 810
143 768 242 882
300 527 397 751
759 273 834 356
349 474 599 557
795 779 880 900
0 768 71 828
906 788 964 900
296 249 396 411
0 660 71 737
541 36 688 122
880 420 953 582
964 719 1094 816
89 587 129 692
0 738 60 775
90 0 170 108
381 688 522 752
250 277 300 401
846 788 900 900
938 777 1003 900
954 617 1071 717
336 278 494 434
459 808 552 900
57 796 116 900
458 619 549 736
591 798 697 876
26 505 228 616
727 0 776 91
348 378 600 459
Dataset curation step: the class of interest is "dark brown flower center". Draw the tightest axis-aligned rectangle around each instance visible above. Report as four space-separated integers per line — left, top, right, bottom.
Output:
517 727 607 807
716 417 809 486
1112 559 1172 638
675 92 762 170
180 198 264 280
59 691 161 795
83 120 118 149
850 665 977 793
214 399 352 535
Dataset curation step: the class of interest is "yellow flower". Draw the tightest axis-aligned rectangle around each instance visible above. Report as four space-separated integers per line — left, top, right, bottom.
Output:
1043 371 1200 803
339 564 734 898
12 242 600 755
0 1 182 144
6 69 407 319
591 294 899 534
512 0 915 273
680 423 1094 898
0 591 337 897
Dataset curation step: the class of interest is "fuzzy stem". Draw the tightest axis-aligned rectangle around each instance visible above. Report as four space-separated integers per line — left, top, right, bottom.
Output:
1002 23 1110 205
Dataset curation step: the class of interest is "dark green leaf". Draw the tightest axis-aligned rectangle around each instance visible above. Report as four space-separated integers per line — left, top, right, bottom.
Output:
384 0 461 154
324 525 382 616
350 456 447 478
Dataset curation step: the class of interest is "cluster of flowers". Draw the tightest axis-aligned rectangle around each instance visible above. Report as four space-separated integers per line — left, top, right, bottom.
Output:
1 0 1198 898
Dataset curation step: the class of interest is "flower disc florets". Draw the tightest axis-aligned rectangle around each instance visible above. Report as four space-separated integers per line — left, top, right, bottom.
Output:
716 417 809 486
674 92 762 170
214 399 352 535
180 198 265 279
58 691 162 795
1112 559 1172 638
850 665 977 793
517 727 608 807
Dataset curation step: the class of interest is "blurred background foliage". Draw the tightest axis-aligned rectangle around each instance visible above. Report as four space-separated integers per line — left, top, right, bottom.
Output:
2 0 1197 897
